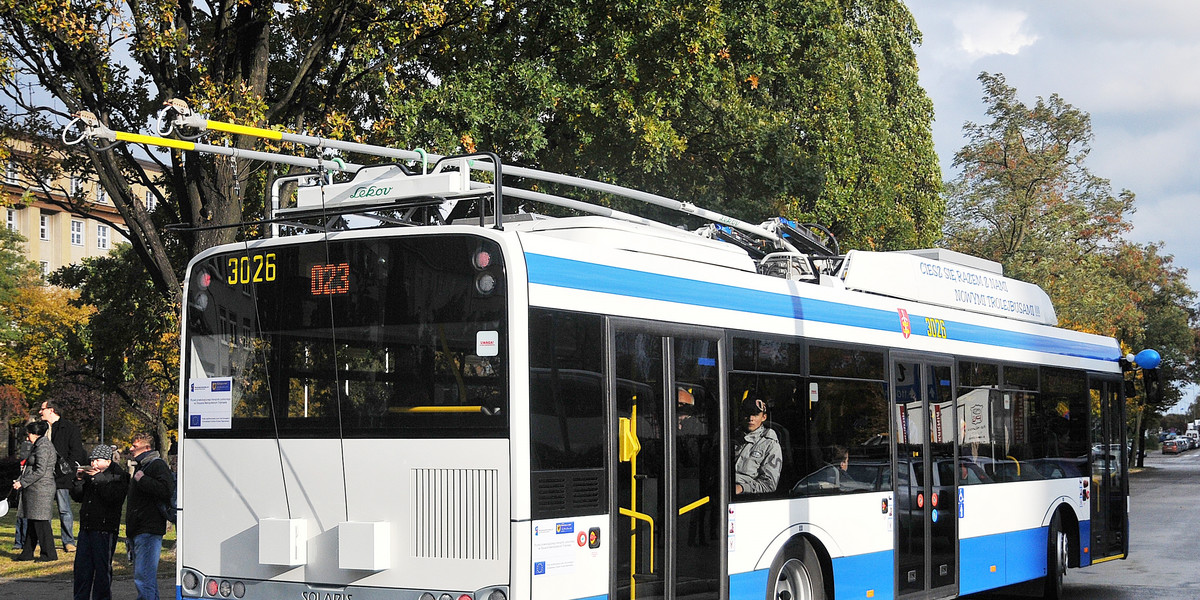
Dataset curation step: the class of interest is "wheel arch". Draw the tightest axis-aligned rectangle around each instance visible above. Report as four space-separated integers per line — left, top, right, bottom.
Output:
763 533 834 600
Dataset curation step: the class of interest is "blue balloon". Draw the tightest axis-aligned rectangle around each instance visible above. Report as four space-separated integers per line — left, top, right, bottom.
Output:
1135 349 1162 369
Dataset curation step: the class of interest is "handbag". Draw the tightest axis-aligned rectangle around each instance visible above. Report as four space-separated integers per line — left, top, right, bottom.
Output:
55 455 75 478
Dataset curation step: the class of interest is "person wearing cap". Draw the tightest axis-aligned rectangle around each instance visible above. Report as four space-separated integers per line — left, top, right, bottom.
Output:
71 443 130 600
733 396 782 494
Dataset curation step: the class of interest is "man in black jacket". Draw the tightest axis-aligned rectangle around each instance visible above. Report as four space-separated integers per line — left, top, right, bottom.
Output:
41 399 88 552
71 444 129 600
126 433 173 600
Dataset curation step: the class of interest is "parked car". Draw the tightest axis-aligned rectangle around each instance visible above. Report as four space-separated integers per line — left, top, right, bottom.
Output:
1163 438 1185 454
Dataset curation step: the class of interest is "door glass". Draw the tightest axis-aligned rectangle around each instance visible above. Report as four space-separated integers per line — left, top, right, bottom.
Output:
1105 381 1127 556
615 332 665 600
893 360 924 596
928 365 957 591
1090 379 1127 559
672 337 722 600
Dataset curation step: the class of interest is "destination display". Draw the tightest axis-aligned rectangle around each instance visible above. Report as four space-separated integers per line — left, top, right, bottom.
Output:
839 250 1058 326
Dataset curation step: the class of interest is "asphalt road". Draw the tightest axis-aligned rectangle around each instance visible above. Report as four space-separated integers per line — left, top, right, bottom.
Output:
2 449 1196 600
969 448 1200 600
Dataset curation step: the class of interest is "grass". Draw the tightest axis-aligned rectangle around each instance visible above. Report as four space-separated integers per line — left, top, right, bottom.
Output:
0 502 175 581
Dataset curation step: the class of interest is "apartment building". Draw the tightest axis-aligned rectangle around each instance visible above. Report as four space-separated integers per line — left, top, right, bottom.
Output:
3 145 160 275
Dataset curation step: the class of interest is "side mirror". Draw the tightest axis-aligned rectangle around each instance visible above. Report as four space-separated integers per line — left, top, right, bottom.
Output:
1143 369 1162 406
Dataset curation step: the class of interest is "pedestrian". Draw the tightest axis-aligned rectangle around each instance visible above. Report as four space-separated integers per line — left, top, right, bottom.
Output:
12 420 58 562
12 436 32 552
40 399 88 553
71 443 129 600
126 432 173 600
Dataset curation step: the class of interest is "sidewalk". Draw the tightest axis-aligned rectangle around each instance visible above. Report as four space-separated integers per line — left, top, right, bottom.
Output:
0 574 175 599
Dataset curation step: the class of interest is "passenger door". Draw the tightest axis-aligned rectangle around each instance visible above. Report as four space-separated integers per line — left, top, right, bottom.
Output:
892 357 958 600
1089 376 1127 562
611 323 725 600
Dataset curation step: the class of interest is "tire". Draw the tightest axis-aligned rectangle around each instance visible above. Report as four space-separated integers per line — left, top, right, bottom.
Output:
768 538 826 600
1042 513 1068 599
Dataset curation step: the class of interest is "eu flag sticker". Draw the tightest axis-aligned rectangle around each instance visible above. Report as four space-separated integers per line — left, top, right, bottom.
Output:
534 562 546 575
190 415 202 427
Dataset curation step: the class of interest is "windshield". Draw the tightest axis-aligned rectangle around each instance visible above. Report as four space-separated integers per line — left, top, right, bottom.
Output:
183 234 507 438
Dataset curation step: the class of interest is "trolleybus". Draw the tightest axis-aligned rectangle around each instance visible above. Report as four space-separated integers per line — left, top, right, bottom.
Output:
172 148 1139 600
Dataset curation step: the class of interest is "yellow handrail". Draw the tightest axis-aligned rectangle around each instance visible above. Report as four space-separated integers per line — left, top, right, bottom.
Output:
388 405 485 414
679 495 710 516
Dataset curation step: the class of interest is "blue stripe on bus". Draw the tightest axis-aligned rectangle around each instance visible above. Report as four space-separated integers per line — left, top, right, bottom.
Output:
525 253 1120 362
960 527 1049 595
832 550 894 600
571 595 607 600
1079 520 1091 567
729 569 769 600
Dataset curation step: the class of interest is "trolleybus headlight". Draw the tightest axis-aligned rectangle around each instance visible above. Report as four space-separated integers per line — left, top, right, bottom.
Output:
440 593 453 600
219 580 232 597
458 594 472 600
190 291 211 312
206 579 220 596
488 589 506 600
232 581 246 598
475 273 497 295
182 570 201 594
420 593 435 600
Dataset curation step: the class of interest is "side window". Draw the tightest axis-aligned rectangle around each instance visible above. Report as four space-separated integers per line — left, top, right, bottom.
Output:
528 308 606 518
958 363 1087 483
728 339 889 500
790 378 890 496
729 372 798 499
1035 367 1089 472
529 308 605 469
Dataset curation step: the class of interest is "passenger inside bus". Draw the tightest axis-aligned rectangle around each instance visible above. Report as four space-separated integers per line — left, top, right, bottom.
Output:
733 396 782 494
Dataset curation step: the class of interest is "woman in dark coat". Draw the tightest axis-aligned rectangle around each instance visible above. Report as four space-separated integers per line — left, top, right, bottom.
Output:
12 420 58 561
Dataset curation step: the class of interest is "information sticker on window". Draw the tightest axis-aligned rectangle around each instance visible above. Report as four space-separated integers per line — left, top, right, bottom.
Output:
477 330 499 357
188 377 234 429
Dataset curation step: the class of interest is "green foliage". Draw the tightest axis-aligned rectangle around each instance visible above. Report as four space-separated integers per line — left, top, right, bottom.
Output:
2 0 941 299
0 226 39 337
366 0 943 249
942 72 1200 415
50 243 178 400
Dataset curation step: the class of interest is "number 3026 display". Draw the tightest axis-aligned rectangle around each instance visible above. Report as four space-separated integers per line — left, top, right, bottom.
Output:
226 253 276 284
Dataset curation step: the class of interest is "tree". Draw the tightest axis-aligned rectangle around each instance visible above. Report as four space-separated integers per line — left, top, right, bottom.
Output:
943 73 1200 466
50 243 179 451
1 0 942 310
369 0 943 249
0 255 93 454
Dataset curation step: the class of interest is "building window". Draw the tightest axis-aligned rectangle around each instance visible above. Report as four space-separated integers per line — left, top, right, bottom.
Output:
97 224 109 249
6 209 15 232
39 261 49 276
39 213 49 241
70 175 85 197
144 190 157 212
4 162 18 186
70 219 84 246
96 185 107 204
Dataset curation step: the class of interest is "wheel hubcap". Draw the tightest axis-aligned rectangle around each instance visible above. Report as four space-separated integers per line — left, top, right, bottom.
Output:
1056 531 1068 580
775 558 814 600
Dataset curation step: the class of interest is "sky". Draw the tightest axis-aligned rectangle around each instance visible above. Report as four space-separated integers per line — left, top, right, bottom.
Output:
903 1 1200 413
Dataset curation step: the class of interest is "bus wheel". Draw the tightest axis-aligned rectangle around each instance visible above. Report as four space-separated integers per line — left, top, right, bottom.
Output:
1042 514 1068 599
769 540 825 600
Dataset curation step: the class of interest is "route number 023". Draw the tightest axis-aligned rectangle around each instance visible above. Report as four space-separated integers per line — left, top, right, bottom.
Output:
227 253 276 285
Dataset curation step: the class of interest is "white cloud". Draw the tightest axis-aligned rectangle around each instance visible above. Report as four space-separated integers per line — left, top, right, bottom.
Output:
953 7 1038 57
